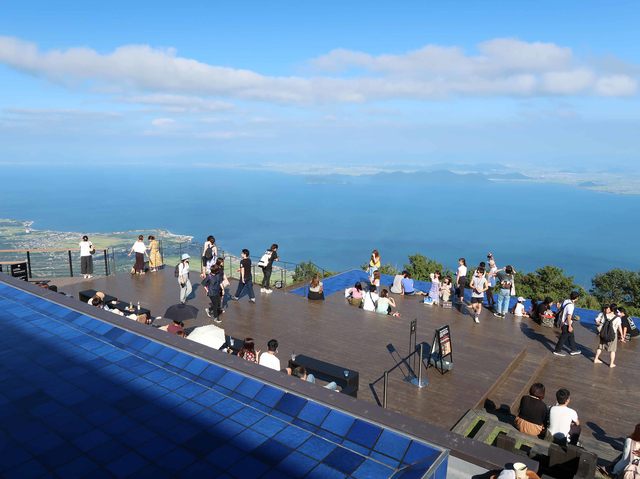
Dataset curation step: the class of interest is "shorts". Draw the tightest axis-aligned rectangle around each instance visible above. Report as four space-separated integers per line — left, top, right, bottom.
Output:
471 297 483 304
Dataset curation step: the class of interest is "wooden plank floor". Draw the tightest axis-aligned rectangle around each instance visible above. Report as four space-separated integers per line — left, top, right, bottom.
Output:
50 269 639 454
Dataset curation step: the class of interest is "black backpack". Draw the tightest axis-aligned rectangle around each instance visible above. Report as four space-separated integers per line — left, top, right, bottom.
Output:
599 318 616 342
204 245 213 261
174 263 181 278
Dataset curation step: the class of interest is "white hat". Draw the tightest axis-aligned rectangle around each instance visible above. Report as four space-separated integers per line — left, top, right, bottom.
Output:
517 296 524 302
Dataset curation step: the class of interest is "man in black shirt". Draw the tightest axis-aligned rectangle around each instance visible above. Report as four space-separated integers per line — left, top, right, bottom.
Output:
230 249 255 303
619 307 639 342
531 297 554 323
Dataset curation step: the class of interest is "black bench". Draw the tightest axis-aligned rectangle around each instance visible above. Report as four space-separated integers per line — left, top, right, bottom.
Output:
288 354 359 398
79 289 117 304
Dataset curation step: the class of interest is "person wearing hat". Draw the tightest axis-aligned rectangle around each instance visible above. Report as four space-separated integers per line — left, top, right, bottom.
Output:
178 254 192 304
512 297 529 317
88 292 105 305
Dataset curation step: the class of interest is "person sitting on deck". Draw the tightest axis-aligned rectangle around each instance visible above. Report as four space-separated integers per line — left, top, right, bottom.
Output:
376 289 400 317
291 366 337 390
511 297 529 317
371 270 381 290
401 272 418 296
391 271 405 294
258 339 281 371
159 319 185 335
598 423 640 478
440 277 453 303
514 383 548 437
362 284 379 312
547 388 581 446
308 274 325 300
238 337 261 363
346 282 364 307
87 292 105 305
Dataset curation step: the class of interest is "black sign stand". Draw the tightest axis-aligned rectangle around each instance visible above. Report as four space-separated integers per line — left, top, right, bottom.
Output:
428 325 453 374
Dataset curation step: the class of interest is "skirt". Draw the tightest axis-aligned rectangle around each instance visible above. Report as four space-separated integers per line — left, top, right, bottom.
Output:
134 252 145 272
429 282 440 300
149 248 162 268
598 337 617 352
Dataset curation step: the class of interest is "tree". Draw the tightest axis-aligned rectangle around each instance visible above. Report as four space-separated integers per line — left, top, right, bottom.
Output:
590 268 639 307
514 265 584 302
292 259 335 283
403 254 454 281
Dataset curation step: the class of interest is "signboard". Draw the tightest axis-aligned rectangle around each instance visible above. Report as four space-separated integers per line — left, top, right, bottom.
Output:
429 325 453 374
10 262 28 281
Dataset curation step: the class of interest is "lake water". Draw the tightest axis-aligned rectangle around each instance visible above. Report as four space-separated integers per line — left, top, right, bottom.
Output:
1 165 638 285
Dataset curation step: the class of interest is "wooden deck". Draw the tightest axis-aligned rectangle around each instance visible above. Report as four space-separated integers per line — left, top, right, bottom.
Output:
49 269 639 459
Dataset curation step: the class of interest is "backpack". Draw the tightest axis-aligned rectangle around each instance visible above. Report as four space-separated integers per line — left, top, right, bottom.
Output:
555 301 569 328
204 245 213 261
599 318 616 343
174 263 181 278
623 441 640 479
258 250 271 268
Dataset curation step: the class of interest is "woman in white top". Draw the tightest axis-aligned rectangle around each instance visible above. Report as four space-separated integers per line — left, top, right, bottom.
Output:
128 235 148 274
456 258 468 304
594 304 624 368
371 270 381 290
376 289 400 317
79 235 94 279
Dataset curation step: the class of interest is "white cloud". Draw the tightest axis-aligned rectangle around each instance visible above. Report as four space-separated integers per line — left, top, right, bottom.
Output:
324 115 337 121
151 118 177 128
0 35 636 105
249 117 278 123
5 107 122 118
196 131 273 139
199 117 231 123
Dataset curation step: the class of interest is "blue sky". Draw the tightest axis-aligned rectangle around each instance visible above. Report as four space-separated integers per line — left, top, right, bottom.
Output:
0 0 638 167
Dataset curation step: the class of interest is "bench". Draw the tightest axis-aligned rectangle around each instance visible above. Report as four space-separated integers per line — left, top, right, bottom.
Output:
79 289 117 304
288 354 359 398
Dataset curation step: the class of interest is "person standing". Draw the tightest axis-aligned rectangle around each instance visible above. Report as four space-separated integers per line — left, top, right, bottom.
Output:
486 254 497 309
493 265 515 318
456 258 467 304
201 236 217 279
593 304 623 368
429 272 441 305
128 235 148 274
553 291 582 357
203 264 224 323
368 250 381 280
230 249 255 303
259 244 279 293
79 235 94 279
469 268 488 323
178 254 192 304
618 307 639 342
147 235 162 272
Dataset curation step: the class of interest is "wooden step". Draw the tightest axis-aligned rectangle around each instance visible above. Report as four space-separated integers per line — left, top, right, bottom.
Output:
475 346 527 409
490 352 549 414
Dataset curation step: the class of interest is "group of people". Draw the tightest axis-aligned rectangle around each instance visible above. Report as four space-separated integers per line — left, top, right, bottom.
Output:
515 384 640 478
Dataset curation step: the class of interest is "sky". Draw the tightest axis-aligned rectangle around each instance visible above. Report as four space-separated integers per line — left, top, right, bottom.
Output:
0 0 638 167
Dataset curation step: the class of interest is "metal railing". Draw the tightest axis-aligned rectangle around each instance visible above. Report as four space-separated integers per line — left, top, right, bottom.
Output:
0 248 114 278
380 343 427 409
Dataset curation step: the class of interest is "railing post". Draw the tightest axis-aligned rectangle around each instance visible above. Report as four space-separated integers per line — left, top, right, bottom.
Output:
26 251 32 278
179 243 182 259
284 263 287 293
104 249 109 276
410 344 428 388
383 372 388 408
68 250 73 277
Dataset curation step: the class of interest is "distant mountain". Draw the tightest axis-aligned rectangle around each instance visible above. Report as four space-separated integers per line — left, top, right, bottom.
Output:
486 172 532 180
370 170 490 183
304 174 353 184
579 181 601 188
422 163 510 172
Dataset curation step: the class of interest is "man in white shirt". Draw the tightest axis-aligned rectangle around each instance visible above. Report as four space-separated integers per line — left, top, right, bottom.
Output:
548 388 581 445
553 291 581 357
362 285 380 312
258 339 281 371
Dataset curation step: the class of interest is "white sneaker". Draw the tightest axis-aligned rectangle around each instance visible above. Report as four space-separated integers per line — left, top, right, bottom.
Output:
260 288 265 293
474 315 480 323
265 289 273 294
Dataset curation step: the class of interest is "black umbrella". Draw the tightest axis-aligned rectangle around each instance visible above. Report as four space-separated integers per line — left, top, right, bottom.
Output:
163 304 199 322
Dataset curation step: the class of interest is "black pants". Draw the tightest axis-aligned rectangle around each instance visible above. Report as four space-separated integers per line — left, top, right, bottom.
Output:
554 324 577 352
553 423 582 446
261 267 272 289
457 278 466 300
208 294 222 319
81 255 93 274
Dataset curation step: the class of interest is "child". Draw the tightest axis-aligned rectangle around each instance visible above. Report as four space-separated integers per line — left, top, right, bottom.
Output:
429 272 441 305
513 297 528 316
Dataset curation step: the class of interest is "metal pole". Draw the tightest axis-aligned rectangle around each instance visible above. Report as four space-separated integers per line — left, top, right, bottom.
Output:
410 344 428 388
26 251 32 279
104 249 109 276
284 263 287 293
179 243 182 258
383 372 388 408
68 250 73 277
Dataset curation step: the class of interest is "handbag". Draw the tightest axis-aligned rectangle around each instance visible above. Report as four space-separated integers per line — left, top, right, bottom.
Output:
510 284 516 296
89 244 95 255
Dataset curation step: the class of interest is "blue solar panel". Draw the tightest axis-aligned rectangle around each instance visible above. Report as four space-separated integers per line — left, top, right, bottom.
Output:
0 282 447 478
